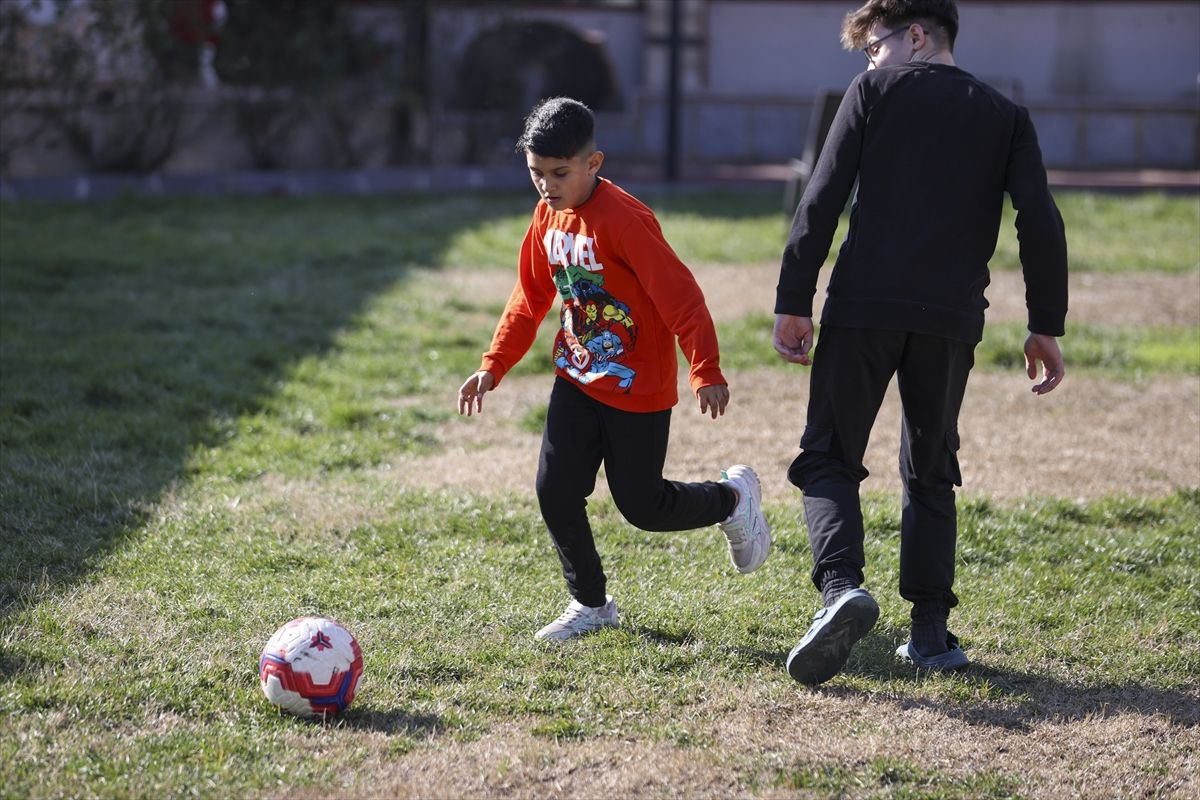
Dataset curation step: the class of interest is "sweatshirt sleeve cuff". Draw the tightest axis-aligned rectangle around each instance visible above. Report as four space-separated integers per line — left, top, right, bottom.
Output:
774 292 814 317
1027 308 1066 337
689 367 727 394
478 358 507 388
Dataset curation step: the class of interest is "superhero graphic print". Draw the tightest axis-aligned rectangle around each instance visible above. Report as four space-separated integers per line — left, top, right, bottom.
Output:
551 261 638 392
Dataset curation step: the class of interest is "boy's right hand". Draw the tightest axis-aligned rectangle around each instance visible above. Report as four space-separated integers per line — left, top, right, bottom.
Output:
697 384 730 419
457 370 495 416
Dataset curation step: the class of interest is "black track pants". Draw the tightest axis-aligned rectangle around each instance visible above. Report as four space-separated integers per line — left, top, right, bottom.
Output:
787 326 975 611
536 377 736 607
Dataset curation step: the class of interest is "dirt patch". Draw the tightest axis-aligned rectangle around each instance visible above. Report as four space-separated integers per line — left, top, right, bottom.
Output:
982 269 1200 329
393 369 1199 505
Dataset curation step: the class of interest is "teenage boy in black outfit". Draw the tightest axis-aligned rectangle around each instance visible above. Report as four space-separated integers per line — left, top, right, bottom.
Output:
774 0 1068 685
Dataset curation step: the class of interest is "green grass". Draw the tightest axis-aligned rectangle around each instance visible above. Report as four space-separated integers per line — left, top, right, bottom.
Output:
453 189 1200 272
2 188 1194 274
2 486 1197 796
976 321 1200 374
1017 191 1200 274
447 188 1200 272
2 190 1198 798
775 758 1021 799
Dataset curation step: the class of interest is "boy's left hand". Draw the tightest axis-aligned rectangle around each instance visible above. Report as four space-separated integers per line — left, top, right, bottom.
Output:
1024 333 1065 395
696 384 729 419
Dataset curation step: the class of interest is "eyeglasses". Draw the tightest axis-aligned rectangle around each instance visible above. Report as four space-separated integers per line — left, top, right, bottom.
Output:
862 25 913 64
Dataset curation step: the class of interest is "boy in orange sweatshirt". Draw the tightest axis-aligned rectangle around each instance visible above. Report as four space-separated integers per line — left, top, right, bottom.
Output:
457 97 771 641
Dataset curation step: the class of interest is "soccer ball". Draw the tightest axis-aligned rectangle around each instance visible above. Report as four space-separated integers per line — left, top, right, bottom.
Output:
259 616 364 717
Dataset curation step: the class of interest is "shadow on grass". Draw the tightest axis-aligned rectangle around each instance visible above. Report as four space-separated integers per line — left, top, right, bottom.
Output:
820 630 1200 730
731 644 790 670
624 624 700 648
0 192 536 623
626 623 792 670
0 647 39 681
344 708 445 737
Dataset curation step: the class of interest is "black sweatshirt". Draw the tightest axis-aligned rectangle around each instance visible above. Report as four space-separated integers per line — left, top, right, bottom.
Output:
776 62 1068 343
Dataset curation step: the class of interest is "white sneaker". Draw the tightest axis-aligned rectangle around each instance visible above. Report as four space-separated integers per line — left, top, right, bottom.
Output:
718 465 771 574
534 596 619 641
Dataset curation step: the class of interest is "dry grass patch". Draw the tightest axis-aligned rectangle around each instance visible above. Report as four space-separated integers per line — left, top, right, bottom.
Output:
222 473 386 536
335 682 1198 800
392 370 1199 504
406 262 1198 503
329 725 740 800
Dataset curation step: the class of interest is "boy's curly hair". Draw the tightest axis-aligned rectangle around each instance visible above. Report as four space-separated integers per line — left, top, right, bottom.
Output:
841 0 959 51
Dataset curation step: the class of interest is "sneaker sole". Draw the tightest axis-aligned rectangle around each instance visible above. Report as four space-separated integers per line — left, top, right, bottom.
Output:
534 618 619 642
534 624 616 642
786 595 880 685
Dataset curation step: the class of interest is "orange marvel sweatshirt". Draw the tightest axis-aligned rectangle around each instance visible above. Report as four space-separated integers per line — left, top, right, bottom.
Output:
480 178 725 413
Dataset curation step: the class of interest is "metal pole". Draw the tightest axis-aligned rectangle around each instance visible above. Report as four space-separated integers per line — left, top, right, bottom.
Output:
665 0 682 181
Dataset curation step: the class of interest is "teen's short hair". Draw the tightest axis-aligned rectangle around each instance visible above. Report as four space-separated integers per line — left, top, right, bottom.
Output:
515 97 595 158
841 0 959 51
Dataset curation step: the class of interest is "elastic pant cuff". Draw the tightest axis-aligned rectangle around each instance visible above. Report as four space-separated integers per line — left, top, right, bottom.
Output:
910 600 949 622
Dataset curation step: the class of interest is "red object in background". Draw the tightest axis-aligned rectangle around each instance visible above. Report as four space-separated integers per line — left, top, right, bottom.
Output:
171 0 225 46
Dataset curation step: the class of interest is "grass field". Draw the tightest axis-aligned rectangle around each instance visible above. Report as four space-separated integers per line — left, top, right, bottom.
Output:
1 188 1198 799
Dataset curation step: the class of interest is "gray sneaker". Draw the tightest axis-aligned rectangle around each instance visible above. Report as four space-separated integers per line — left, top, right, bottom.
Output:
895 632 970 671
786 588 879 685
718 465 771 573
534 596 618 642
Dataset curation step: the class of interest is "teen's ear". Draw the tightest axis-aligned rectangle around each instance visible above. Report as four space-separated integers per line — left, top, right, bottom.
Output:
910 23 927 51
587 150 605 176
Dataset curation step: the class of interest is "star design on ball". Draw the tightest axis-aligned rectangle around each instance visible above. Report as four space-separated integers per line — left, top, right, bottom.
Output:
309 630 333 651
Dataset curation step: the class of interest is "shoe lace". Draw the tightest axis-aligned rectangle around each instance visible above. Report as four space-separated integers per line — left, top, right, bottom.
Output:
555 605 588 626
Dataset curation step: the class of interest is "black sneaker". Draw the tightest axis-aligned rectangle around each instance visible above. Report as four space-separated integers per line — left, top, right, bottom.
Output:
786 588 880 685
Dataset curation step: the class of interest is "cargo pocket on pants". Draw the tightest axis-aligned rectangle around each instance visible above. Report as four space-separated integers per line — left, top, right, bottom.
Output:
944 429 963 487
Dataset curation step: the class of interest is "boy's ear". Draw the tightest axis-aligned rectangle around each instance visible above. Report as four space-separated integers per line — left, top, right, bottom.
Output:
587 150 605 176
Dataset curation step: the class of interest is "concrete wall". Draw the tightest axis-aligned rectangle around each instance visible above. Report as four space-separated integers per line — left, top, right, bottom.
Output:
958 2 1199 102
630 0 1200 168
704 1 1200 102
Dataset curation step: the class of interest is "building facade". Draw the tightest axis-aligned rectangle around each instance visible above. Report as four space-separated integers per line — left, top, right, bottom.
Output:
3 0 1198 178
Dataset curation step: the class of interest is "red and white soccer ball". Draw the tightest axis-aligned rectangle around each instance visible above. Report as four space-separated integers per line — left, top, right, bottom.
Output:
259 616 364 717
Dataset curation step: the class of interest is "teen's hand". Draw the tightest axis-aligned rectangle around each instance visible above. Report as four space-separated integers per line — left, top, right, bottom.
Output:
457 370 495 416
774 314 814 365
1024 333 1064 395
697 384 729 419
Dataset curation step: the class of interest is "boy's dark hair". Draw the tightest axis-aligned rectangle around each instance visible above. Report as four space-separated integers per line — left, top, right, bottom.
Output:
841 0 959 51
515 97 596 158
